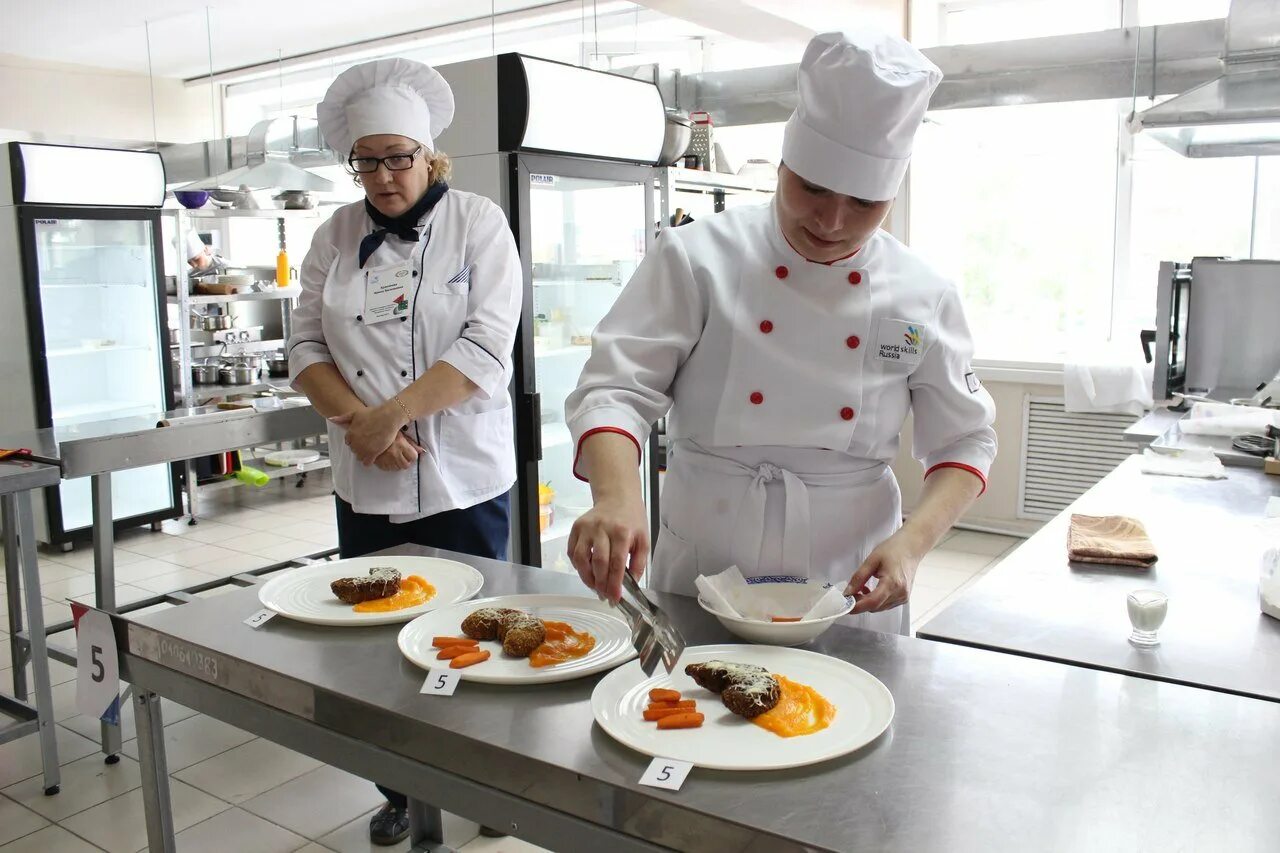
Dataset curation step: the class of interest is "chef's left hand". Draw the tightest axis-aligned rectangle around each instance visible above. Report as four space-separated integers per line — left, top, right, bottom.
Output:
844 531 923 614
330 404 405 466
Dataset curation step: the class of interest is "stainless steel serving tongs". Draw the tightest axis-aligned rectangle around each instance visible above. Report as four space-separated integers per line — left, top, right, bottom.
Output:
615 571 686 675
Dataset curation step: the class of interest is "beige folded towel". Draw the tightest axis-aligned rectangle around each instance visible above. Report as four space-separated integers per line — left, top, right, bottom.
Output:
1067 514 1158 568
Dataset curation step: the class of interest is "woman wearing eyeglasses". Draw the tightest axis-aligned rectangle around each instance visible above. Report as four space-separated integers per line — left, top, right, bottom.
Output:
288 58 521 845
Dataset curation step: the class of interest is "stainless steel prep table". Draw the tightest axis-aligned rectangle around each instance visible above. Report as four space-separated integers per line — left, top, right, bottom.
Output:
1 403 331 759
113 546 1280 853
1 458 64 794
919 454 1280 701
1123 406 1267 468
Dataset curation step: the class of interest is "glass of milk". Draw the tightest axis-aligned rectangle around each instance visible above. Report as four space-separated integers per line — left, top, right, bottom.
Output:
1126 589 1168 648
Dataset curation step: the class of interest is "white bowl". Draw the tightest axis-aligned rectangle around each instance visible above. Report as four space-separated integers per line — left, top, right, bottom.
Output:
697 576 852 647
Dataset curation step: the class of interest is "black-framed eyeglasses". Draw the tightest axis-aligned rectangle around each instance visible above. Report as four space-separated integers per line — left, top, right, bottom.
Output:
348 146 424 174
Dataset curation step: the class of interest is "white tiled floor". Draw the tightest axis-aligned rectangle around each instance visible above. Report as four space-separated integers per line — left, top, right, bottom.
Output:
0 470 1023 852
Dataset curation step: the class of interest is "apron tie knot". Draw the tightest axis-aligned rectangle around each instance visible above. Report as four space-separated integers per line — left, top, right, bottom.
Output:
752 463 783 485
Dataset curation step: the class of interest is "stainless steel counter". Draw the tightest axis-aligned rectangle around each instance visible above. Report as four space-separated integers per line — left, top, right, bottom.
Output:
1122 406 1268 468
0 403 330 760
1 459 64 794
118 547 1280 853
919 455 1280 702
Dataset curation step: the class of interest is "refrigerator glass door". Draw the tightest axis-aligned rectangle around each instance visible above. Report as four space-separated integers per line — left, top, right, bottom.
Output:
528 172 651 571
31 216 174 529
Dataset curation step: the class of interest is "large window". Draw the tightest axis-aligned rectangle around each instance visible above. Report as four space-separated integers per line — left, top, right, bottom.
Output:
909 101 1121 361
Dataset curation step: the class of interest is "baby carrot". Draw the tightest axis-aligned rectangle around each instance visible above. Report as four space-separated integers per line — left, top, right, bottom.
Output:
432 637 478 648
646 699 696 711
437 645 476 660
657 712 704 730
449 650 491 669
644 704 697 721
648 688 681 703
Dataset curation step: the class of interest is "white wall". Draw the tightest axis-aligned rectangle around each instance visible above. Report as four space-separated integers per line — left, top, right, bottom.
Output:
0 54 213 145
892 376 1065 537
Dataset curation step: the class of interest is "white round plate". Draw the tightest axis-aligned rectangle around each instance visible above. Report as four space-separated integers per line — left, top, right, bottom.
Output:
263 449 321 467
592 644 894 771
398 594 637 684
258 556 484 626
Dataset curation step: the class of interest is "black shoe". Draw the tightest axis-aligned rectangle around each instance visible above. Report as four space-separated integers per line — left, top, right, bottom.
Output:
479 825 508 838
369 802 410 846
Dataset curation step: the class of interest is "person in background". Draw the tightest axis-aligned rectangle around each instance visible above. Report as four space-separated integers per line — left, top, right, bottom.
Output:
289 57 522 846
565 30 997 633
185 230 219 277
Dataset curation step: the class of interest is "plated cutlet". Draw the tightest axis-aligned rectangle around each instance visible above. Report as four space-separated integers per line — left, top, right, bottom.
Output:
497 612 546 657
461 607 519 640
330 567 401 604
685 660 781 719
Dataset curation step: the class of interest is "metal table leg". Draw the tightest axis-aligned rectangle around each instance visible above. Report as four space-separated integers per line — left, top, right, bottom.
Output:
407 797 452 853
2 495 28 699
134 690 175 853
91 472 121 761
13 491 61 794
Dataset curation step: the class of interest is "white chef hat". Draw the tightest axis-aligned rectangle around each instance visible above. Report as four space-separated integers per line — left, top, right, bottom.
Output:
317 58 455 156
185 230 207 260
781 30 941 201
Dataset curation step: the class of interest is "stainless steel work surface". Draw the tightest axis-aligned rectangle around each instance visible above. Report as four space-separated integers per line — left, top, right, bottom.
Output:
920 455 1280 702
0 460 60 495
1122 407 1180 443
120 547 1280 852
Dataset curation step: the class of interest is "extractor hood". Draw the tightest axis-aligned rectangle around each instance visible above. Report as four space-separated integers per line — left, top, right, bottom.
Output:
160 116 338 191
1134 0 1280 157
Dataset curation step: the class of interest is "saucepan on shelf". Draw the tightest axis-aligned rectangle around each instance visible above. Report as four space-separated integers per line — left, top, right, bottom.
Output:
267 352 290 377
219 362 261 385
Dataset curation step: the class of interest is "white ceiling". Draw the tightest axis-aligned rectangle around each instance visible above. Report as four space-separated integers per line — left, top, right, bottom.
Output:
0 0 561 78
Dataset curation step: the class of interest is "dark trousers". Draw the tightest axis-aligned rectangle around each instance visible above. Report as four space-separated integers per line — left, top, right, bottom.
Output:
335 492 510 811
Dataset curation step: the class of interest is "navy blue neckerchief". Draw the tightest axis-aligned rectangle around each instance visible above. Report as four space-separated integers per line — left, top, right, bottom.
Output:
358 181 449 269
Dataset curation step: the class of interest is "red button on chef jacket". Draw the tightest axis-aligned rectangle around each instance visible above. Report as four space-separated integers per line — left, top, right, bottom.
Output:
775 266 789 279
846 335 860 349
750 392 764 405
760 320 774 334
848 271 862 285
841 407 855 420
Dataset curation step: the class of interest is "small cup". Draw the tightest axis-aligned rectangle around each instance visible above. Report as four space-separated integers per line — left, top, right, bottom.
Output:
1126 589 1168 648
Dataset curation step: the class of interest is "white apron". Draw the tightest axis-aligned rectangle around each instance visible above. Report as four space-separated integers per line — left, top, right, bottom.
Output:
651 440 910 636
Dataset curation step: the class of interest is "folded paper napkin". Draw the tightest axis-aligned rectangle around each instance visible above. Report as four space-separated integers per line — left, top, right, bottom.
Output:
695 566 850 622
1067 514 1158 568
1139 447 1226 479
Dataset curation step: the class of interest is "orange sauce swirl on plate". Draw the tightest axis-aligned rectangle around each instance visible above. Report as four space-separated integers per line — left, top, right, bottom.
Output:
528 620 595 667
750 675 836 738
352 575 435 613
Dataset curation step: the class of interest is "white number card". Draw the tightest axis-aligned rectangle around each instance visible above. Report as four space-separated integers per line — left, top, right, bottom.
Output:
639 757 693 791
420 669 461 696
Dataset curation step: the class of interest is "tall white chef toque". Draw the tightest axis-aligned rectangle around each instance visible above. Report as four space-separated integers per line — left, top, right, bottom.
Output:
781 30 941 201
316 58 455 155
184 229 206 261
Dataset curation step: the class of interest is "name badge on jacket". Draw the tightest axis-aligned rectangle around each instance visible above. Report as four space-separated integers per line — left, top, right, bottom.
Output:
364 264 413 324
875 319 928 366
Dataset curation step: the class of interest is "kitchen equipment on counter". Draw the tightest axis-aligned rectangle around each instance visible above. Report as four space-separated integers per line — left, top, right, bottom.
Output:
191 312 233 331
229 353 264 371
737 159 777 181
696 578 851 647
211 326 261 344
218 362 260 385
274 190 316 210
266 352 290 377
173 190 210 209
658 111 693 166
685 111 715 171
1143 259 1280 404
191 359 222 385
263 448 321 467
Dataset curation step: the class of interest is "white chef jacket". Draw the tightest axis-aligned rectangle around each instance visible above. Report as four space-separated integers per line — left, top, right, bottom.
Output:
288 190 522 519
566 200 996 485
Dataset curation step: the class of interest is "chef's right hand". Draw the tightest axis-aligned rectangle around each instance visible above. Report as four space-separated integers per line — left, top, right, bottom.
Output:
373 432 424 472
568 497 650 602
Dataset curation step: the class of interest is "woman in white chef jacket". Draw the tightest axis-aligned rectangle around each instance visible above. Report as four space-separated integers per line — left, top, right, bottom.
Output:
288 58 521 845
566 31 997 634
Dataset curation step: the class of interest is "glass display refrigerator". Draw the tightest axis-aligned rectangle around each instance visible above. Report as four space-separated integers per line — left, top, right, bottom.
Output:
0 142 181 546
437 54 664 569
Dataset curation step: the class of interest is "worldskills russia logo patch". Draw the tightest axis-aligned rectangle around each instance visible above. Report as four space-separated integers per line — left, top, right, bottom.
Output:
903 325 922 347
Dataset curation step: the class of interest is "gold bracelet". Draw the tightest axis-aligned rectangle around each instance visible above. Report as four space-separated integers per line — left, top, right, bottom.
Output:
392 394 413 423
